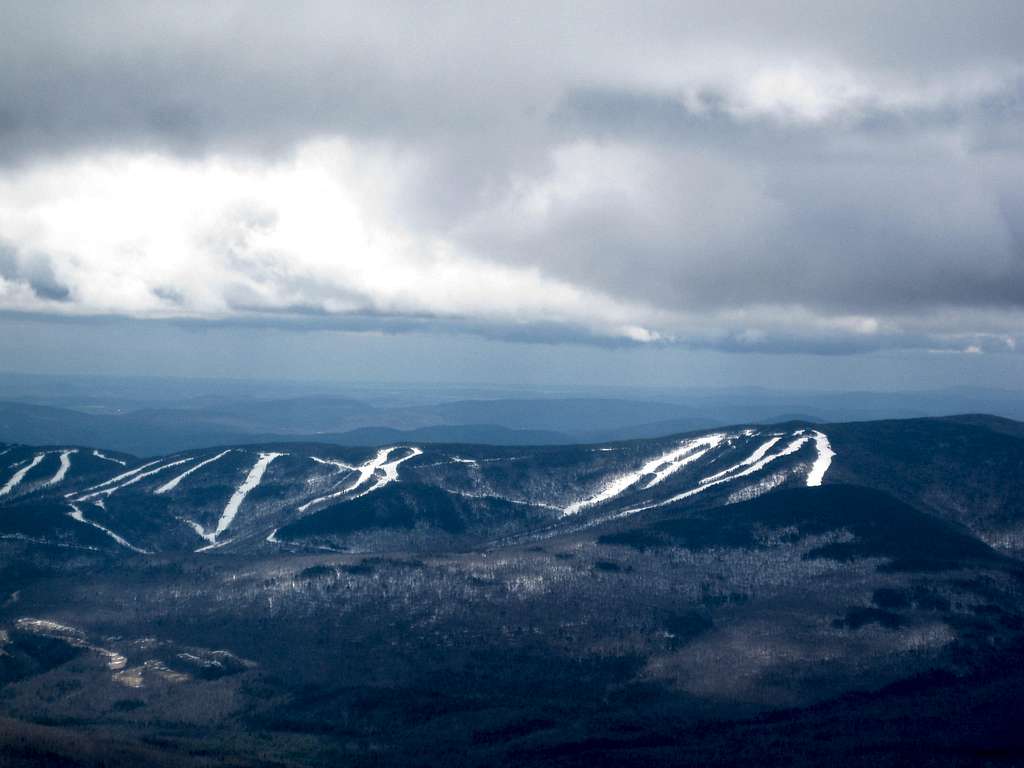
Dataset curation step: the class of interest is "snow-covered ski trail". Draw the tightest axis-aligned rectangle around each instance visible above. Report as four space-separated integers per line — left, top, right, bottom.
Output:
609 429 835 519
154 450 233 494
76 458 194 501
805 430 835 486
92 450 127 466
309 456 356 472
45 450 78 486
700 437 782 486
351 446 424 499
211 452 285 542
0 453 45 496
67 503 149 554
82 459 163 493
298 446 422 512
562 434 726 516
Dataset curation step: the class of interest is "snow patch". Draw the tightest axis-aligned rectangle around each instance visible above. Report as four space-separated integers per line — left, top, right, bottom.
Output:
16 618 84 638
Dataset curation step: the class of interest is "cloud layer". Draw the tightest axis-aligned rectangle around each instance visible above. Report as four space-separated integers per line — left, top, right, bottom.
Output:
0 1 1022 353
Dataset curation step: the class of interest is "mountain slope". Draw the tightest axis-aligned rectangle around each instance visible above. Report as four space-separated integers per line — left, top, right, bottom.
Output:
2 425 836 554
825 417 1024 555
2 416 1024 766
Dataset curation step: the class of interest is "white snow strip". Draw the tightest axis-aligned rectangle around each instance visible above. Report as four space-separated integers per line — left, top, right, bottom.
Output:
183 519 215 543
82 459 162 491
212 452 284 540
16 618 85 638
195 537 234 553
45 450 78 486
442 485 563 511
266 528 279 544
154 450 232 494
726 471 788 505
700 437 782 485
297 446 421 512
77 458 193 500
0 453 45 496
67 503 149 554
92 450 127 466
378 447 423 484
309 456 356 471
805 430 835 487
641 434 727 489
450 456 478 465
562 434 726 516
701 434 811 487
349 446 425 500
619 433 813 516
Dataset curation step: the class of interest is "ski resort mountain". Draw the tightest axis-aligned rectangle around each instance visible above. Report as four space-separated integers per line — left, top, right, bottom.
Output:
1 424 836 554
1 415 1023 766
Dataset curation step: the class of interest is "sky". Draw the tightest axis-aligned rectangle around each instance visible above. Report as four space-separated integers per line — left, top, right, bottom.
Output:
1 1 1022 389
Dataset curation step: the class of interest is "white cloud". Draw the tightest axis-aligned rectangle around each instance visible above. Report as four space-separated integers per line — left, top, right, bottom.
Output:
0 2 1021 354
0 133 1022 354
0 142 672 342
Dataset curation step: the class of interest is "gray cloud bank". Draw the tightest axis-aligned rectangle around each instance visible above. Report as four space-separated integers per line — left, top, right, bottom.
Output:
0 0 1022 353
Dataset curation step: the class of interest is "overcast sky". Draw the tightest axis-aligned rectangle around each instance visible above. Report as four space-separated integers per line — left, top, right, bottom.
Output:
1 1 1023 388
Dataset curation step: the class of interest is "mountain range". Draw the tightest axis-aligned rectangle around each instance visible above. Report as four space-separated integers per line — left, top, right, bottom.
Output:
1 414 1024 765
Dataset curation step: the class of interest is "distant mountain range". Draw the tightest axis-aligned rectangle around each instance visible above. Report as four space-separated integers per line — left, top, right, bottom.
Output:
2 378 1023 456
0 397 720 455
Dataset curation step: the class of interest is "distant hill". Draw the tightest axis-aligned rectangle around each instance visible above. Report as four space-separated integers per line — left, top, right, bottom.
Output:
0 397 725 454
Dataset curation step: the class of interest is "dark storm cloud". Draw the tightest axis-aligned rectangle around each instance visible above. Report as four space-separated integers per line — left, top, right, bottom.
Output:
0 1 1022 353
